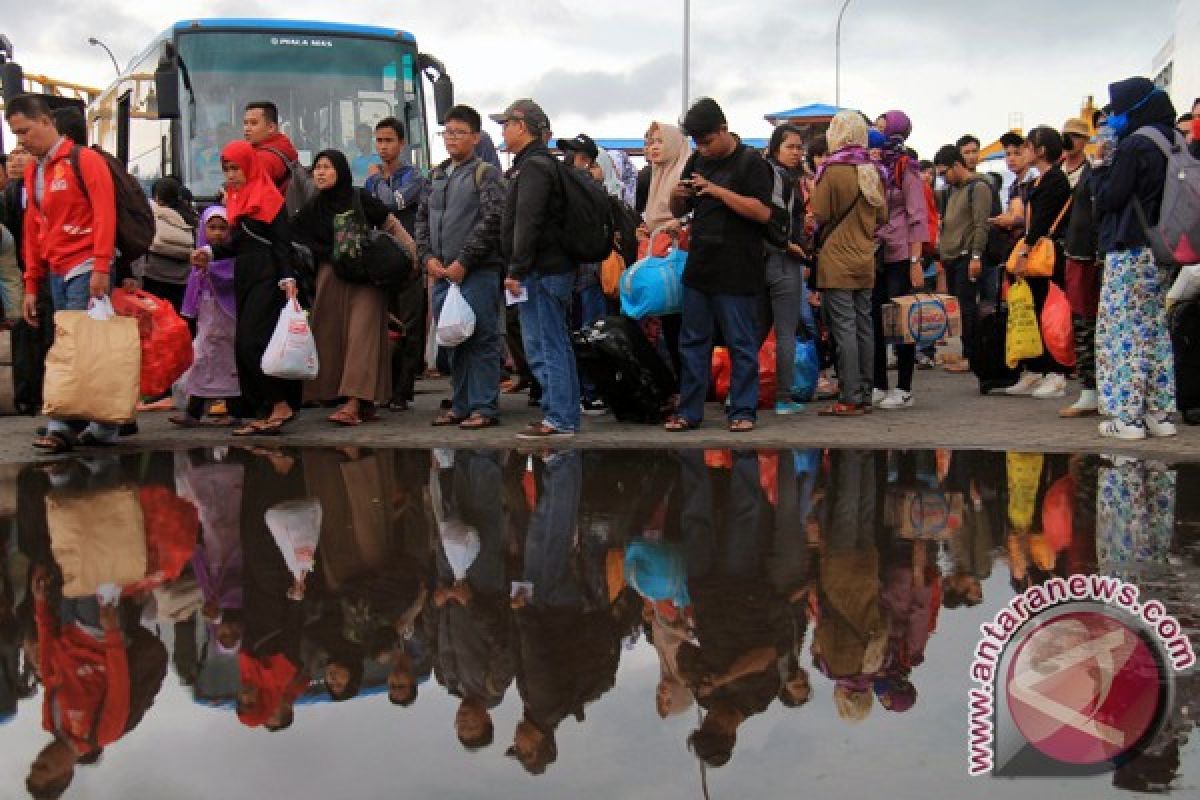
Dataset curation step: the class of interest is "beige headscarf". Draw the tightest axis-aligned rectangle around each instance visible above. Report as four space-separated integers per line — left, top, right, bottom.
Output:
642 122 691 233
825 111 886 209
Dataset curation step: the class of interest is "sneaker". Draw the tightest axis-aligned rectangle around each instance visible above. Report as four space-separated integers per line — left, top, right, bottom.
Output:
1098 419 1147 440
516 422 576 440
1144 413 1178 438
581 398 609 416
871 388 887 407
775 401 806 415
1004 373 1044 396
879 389 914 410
1059 389 1099 418
1032 373 1067 399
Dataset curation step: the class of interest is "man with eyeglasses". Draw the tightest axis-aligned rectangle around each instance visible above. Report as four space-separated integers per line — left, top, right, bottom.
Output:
490 98 580 439
416 105 507 430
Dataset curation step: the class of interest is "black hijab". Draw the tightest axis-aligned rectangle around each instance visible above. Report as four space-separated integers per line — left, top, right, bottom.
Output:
293 149 387 263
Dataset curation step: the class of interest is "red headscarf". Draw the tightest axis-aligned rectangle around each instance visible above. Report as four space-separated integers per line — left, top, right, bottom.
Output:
221 140 285 227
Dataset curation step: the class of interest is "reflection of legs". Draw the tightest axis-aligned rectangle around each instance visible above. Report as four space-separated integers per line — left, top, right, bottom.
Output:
678 450 715 579
522 451 583 608
720 452 766 578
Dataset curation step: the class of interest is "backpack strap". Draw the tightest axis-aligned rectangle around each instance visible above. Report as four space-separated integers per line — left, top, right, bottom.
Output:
1132 125 1183 157
69 145 90 202
260 145 292 167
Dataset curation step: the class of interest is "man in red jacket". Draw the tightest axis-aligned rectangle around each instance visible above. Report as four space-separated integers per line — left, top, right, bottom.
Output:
242 101 299 189
5 94 120 451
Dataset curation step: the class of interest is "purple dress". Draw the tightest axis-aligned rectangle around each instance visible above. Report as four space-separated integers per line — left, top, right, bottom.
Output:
182 207 240 398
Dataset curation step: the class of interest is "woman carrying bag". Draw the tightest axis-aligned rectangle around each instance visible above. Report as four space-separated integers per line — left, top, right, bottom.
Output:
292 150 415 427
191 140 300 436
1004 127 1073 399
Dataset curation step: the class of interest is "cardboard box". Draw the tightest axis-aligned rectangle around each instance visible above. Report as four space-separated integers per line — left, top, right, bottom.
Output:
882 294 962 345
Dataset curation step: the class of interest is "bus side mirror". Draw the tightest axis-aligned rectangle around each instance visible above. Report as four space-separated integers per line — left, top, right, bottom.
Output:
432 74 454 125
0 61 24 107
154 57 180 120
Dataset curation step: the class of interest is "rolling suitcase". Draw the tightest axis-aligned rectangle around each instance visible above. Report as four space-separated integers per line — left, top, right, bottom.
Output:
972 306 1020 394
572 316 675 423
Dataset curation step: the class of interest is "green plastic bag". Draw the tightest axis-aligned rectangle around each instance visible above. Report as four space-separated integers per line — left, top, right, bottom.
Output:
1005 279 1043 368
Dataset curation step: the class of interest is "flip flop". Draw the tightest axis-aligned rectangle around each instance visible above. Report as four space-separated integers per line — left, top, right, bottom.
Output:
728 419 756 433
459 414 499 429
664 415 700 432
255 414 296 436
329 409 363 427
32 432 73 453
432 410 466 427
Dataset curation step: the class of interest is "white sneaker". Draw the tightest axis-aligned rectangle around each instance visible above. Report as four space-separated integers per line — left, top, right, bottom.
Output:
1004 373 1044 396
1144 413 1178 438
879 389 914 410
871 388 887 407
1032 373 1067 399
1098 419 1147 440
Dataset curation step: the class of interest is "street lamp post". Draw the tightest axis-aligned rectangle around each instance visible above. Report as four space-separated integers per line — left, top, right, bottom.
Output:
835 0 853 107
682 0 691 117
88 37 120 77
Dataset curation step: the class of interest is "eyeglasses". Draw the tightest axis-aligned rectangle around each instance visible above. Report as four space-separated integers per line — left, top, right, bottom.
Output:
438 129 473 139
502 116 525 128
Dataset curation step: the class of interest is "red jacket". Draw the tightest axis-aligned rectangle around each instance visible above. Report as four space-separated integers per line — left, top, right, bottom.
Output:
22 138 117 295
254 132 299 188
35 599 130 754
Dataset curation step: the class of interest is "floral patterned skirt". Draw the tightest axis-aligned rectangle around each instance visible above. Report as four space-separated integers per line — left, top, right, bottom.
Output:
1096 247 1175 422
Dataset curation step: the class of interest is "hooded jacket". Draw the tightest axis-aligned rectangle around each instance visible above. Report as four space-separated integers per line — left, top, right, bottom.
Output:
22 138 117 295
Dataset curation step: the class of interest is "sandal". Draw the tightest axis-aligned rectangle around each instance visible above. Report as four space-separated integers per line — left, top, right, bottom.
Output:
817 402 864 417
664 415 699 432
32 432 73 453
459 413 498 429
256 414 296 436
432 410 466 427
728 419 755 433
169 415 202 428
329 409 363 427
233 419 270 437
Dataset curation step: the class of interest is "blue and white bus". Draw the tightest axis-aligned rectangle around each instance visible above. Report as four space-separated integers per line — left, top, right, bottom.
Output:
88 18 453 201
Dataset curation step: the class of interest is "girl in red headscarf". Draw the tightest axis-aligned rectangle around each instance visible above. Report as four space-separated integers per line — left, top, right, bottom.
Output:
192 140 301 435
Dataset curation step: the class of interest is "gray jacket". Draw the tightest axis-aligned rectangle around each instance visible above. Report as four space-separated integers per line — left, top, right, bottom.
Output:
415 155 505 272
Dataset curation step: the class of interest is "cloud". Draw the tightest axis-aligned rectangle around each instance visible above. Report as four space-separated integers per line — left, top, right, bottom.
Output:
524 54 679 120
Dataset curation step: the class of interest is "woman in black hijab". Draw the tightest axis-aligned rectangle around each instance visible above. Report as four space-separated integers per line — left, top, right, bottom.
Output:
292 150 415 426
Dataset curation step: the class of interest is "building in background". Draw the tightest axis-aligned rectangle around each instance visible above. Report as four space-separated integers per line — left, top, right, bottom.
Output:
1153 0 1200 113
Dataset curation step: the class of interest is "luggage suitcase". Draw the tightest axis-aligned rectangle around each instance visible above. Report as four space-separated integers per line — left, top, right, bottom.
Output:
972 306 1020 394
1170 297 1200 424
572 315 675 423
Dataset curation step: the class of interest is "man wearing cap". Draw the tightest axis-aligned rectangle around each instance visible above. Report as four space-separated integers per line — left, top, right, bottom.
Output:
1059 117 1102 418
490 99 580 439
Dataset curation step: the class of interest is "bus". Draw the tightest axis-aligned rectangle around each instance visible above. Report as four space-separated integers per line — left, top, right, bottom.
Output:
87 18 453 201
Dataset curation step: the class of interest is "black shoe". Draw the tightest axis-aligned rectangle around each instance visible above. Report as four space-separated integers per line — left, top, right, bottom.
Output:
581 398 608 416
119 422 138 437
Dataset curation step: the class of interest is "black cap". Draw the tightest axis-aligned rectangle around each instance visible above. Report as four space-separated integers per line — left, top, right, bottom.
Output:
556 133 598 161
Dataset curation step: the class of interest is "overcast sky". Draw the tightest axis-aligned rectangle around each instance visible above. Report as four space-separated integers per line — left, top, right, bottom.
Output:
2 0 1179 159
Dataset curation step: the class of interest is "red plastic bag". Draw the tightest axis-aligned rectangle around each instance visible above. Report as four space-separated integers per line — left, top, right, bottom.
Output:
1041 474 1075 554
124 485 199 595
709 336 776 408
711 347 731 402
1040 283 1076 368
112 288 194 396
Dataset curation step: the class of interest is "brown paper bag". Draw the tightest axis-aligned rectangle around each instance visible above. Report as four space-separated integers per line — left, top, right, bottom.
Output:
42 310 141 424
48 485 147 597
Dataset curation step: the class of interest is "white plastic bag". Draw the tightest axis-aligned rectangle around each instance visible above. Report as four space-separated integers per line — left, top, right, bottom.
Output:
87 295 116 321
435 284 476 347
1167 264 1200 306
261 299 319 380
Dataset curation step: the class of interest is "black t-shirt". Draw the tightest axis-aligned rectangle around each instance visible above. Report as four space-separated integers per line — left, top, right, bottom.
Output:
682 143 773 296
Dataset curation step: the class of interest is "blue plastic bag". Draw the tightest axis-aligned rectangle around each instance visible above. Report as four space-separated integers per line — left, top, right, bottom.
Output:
792 336 819 401
619 239 687 320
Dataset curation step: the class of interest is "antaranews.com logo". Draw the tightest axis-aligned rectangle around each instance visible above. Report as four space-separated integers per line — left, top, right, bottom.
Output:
968 574 1195 777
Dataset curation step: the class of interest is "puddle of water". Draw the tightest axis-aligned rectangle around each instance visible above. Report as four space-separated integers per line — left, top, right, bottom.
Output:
0 448 1196 799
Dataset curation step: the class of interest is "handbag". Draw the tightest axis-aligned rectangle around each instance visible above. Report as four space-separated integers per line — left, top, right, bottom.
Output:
42 297 142 424
1004 279 1044 368
260 299 319 380
331 190 415 291
619 226 687 320
1007 179 1072 278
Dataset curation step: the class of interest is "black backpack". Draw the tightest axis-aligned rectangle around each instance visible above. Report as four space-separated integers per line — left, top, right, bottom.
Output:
66 145 155 268
263 145 318 217
608 195 641 266
540 154 615 263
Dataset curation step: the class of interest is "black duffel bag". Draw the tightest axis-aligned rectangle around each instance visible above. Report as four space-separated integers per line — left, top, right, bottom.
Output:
331 190 416 291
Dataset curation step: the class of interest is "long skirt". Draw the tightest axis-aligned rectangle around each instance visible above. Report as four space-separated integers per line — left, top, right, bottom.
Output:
1096 246 1175 423
305 263 391 404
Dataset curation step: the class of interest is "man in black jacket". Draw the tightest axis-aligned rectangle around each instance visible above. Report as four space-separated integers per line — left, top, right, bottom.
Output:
491 98 580 439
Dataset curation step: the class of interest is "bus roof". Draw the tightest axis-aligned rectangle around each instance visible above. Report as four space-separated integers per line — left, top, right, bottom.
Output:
171 18 416 44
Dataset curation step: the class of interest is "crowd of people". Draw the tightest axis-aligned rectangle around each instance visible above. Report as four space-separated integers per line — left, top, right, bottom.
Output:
1 445 1192 796
0 74 1194 445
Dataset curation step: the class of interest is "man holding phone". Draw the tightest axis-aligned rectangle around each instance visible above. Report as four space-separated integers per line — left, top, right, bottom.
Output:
664 97 772 433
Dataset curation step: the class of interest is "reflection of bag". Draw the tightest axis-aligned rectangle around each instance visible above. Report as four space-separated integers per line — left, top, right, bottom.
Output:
261 300 319 380
112 288 194 396
1004 279 1043 368
620 228 687 320
435 284 476 347
48 486 147 598
265 498 323 581
42 298 141 424
1040 283 1076 367
439 520 481 583
1006 452 1044 531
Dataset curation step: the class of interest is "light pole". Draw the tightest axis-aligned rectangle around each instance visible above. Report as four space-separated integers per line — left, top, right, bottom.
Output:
835 0 853 107
682 0 691 117
88 37 120 77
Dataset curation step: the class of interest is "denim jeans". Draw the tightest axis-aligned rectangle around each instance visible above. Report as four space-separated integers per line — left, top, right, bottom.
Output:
518 271 581 432
678 287 759 424
678 449 766 580
758 253 807 403
522 450 583 609
433 269 504 419
47 271 119 443
576 281 609 403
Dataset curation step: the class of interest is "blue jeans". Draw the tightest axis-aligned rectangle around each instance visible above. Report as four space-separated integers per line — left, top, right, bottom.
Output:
518 271 581 432
47 271 119 443
522 451 584 609
679 287 759 424
576 282 608 402
432 270 504 419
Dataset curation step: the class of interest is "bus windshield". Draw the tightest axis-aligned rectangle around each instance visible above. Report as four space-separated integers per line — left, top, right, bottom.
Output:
177 29 426 199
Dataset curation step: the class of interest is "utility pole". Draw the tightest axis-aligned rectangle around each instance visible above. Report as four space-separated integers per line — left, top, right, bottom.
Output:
835 0 853 107
682 0 691 117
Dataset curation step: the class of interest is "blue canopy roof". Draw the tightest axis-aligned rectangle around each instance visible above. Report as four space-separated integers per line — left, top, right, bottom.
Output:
764 103 846 122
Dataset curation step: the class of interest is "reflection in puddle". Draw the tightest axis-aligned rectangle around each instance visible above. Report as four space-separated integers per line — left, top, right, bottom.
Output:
0 448 1196 798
